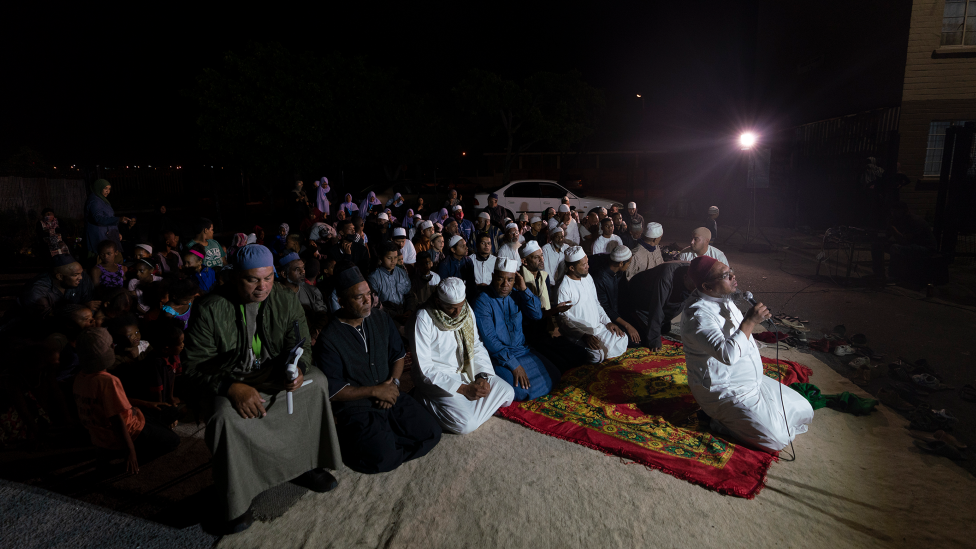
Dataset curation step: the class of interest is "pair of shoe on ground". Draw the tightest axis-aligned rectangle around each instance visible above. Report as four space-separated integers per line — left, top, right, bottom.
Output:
225 469 339 534
910 430 972 461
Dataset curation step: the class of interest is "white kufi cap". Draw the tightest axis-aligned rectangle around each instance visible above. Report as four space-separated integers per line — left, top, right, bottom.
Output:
393 227 406 237
448 235 464 248
495 257 519 273
520 240 541 258
558 204 570 213
530 216 541 224
437 277 467 304
611 246 633 262
627 202 636 209
644 222 663 238
505 222 518 230
565 245 586 262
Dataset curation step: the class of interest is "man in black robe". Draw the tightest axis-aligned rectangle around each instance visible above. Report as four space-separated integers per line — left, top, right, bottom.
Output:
315 267 441 473
622 262 694 350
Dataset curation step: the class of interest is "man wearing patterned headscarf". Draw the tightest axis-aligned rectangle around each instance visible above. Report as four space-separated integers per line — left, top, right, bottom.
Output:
410 277 514 434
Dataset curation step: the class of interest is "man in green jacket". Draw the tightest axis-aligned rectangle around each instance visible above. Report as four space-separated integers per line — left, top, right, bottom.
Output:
184 245 342 533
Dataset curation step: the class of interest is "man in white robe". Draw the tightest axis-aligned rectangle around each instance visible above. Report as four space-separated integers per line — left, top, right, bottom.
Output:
556 246 628 363
392 227 417 266
678 227 729 266
496 223 522 261
411 277 515 434
557 204 580 246
591 217 623 255
542 227 569 284
681 255 813 452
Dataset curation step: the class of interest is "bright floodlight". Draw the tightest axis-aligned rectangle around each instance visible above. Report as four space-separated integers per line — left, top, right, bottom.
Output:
739 132 757 149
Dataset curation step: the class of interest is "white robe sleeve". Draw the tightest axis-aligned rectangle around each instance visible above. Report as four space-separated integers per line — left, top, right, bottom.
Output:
412 310 463 395
472 329 494 377
684 310 753 366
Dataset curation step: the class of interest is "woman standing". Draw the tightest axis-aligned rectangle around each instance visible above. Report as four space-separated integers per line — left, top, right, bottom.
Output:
85 179 134 256
314 177 331 218
291 180 311 229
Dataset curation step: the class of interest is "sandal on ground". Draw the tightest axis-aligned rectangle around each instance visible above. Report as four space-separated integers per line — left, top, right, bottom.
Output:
908 406 949 432
912 374 952 391
932 409 959 423
934 430 968 450
877 387 914 411
912 440 969 461
849 357 870 368
959 384 976 402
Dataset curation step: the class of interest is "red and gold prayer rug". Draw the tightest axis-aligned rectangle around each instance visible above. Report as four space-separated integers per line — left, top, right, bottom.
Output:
496 342 812 499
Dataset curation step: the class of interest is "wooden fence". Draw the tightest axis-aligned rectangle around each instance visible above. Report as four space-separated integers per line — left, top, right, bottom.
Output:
0 177 88 219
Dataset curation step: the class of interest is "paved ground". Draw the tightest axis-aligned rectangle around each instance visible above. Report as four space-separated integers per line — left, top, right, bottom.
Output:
2 216 974 547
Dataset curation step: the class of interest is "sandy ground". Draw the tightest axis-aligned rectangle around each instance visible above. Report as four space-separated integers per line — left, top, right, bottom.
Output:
216 347 976 549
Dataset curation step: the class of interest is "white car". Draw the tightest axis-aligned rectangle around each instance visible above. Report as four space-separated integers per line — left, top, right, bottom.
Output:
472 180 622 216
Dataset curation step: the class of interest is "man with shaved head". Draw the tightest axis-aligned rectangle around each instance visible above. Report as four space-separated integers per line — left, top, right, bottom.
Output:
5 255 96 332
678 227 729 266
680 256 813 453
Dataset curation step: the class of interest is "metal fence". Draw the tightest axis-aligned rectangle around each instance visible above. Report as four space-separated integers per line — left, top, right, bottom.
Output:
0 177 87 220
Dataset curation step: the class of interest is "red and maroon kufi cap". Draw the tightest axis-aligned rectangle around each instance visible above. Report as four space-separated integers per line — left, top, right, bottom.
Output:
688 255 719 289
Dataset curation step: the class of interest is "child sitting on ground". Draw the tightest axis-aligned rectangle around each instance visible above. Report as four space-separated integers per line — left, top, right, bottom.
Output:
73 327 180 474
144 318 184 407
91 240 126 290
127 259 162 314
182 245 216 293
106 315 181 427
160 276 198 329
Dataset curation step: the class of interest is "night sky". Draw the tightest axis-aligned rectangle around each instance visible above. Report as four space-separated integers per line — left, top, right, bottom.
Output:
3 2 760 166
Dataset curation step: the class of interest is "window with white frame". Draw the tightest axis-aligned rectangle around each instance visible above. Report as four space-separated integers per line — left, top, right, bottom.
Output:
923 120 976 177
942 0 976 46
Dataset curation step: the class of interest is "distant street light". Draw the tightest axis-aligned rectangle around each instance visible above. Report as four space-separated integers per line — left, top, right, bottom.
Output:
739 132 757 150
636 94 644 110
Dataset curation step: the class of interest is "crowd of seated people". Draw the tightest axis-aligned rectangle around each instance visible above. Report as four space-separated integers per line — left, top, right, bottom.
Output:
0 180 732 533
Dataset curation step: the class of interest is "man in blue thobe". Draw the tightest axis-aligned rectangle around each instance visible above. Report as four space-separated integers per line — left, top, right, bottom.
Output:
472 257 561 401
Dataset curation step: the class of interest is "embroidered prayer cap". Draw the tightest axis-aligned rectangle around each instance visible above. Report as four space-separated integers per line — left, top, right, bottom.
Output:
530 216 542 224
627 201 636 209
520 240 542 258
77 327 115 370
549 226 564 235
708 206 720 214
419 220 432 230
448 235 464 249
336 266 366 293
489 192 499 199
644 222 663 238
51 254 78 268
236 244 275 270
558 204 571 213
495 257 519 273
279 252 301 266
378 212 389 220
452 204 463 212
565 246 586 262
611 246 632 262
393 227 407 238
437 277 466 304
689 255 719 288
280 223 290 233
478 212 490 219
505 222 518 231
135 243 153 254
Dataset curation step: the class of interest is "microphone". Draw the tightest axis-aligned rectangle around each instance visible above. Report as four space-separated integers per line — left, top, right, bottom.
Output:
743 291 773 322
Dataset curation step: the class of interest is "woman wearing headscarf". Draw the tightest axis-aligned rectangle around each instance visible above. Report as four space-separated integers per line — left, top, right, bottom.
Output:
386 193 408 222
85 179 134 255
314 177 331 218
359 191 382 216
227 233 248 258
401 209 415 229
339 194 359 217
428 207 449 225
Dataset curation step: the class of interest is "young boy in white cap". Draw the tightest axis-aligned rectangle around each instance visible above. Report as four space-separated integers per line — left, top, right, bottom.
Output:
391 227 416 267
627 221 665 280
411 277 515 434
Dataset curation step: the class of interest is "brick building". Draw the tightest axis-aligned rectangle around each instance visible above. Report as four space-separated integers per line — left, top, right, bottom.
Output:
897 0 976 216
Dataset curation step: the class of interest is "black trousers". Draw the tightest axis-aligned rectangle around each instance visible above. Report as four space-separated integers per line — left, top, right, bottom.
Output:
335 393 442 474
529 335 590 373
